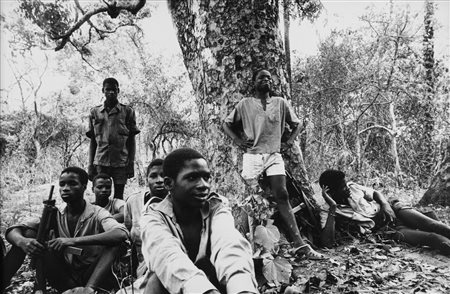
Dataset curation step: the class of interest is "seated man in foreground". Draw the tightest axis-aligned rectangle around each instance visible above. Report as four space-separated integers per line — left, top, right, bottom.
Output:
140 148 258 294
125 158 168 278
2 167 129 293
319 169 450 255
92 173 125 223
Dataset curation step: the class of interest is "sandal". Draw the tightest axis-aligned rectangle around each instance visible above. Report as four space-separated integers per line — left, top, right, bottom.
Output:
290 244 327 260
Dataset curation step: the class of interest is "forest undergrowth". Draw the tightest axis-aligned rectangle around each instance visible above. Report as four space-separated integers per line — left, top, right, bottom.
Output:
1 181 449 294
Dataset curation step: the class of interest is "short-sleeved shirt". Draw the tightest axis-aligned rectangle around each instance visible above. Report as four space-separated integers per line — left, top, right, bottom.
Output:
225 96 300 154
86 103 140 167
6 201 129 272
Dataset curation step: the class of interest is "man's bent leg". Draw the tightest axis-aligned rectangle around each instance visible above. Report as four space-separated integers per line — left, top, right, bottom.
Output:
85 246 120 290
269 175 305 247
2 228 37 291
43 250 80 291
394 227 450 255
396 209 450 239
2 245 27 291
142 272 170 294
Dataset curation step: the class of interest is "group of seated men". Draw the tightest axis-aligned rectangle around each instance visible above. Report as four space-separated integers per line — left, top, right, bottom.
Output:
1 148 258 294
2 147 450 294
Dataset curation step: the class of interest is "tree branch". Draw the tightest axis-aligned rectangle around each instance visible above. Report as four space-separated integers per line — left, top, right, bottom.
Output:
358 125 394 136
53 0 146 51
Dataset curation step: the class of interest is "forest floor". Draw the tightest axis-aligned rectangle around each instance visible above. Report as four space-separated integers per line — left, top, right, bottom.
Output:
1 181 449 294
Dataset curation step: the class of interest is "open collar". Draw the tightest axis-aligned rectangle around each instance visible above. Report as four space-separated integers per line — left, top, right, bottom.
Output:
154 194 211 222
99 102 123 114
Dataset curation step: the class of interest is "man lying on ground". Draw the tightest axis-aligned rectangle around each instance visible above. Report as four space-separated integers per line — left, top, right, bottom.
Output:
92 173 125 223
319 169 450 255
124 158 168 278
2 167 129 293
140 148 258 294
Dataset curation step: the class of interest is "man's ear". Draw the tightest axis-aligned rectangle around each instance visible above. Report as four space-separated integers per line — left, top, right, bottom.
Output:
117 87 120 94
164 177 174 191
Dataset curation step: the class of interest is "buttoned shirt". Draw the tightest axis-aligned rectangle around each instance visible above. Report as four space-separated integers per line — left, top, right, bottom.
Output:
140 194 258 294
225 96 300 154
87 103 140 167
6 201 129 271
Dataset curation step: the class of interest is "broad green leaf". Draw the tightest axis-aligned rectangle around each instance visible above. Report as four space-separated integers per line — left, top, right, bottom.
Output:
262 256 293 285
254 223 281 251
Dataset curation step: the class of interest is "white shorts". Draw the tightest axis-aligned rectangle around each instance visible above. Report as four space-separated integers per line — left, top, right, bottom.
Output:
241 153 285 181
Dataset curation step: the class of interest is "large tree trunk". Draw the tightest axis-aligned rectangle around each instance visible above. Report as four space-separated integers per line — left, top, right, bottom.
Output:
168 0 314 200
419 141 450 206
418 0 436 186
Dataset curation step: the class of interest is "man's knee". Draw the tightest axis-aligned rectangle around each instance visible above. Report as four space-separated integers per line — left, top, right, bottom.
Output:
273 186 289 203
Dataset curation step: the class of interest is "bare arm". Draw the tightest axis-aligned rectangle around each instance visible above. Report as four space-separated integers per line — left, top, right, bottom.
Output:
6 228 45 256
285 123 301 145
112 206 125 223
320 187 337 248
373 190 396 222
222 122 253 150
126 135 136 166
47 228 128 251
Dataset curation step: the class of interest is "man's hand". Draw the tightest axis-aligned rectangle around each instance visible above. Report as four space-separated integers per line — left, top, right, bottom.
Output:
281 141 294 152
48 237 75 252
380 203 396 223
234 138 254 150
321 186 337 210
18 238 45 256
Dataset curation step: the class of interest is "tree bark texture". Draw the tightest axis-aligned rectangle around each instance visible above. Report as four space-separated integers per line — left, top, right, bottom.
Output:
168 0 314 200
419 0 436 186
420 141 450 206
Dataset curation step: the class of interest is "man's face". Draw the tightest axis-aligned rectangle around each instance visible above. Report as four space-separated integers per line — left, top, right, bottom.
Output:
332 179 351 203
168 158 211 209
102 82 119 102
147 165 167 197
59 172 86 204
93 178 112 201
254 70 272 93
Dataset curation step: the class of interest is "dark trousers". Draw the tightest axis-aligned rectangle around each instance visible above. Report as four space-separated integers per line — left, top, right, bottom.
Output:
2 240 120 292
394 208 450 255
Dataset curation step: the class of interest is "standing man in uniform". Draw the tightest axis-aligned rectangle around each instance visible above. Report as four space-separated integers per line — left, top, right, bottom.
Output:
87 77 140 199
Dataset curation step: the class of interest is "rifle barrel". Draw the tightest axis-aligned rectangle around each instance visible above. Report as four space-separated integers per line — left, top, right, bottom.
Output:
48 185 55 201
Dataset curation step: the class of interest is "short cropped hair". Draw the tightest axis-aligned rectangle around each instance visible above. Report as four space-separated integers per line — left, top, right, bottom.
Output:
61 166 89 186
252 68 268 82
163 148 205 180
92 173 112 186
146 158 164 177
103 77 119 88
319 169 346 191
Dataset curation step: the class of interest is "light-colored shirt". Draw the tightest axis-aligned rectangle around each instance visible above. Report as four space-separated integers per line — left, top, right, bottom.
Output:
125 191 163 278
225 96 300 154
140 193 258 294
86 103 140 167
319 182 380 233
7 201 129 273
